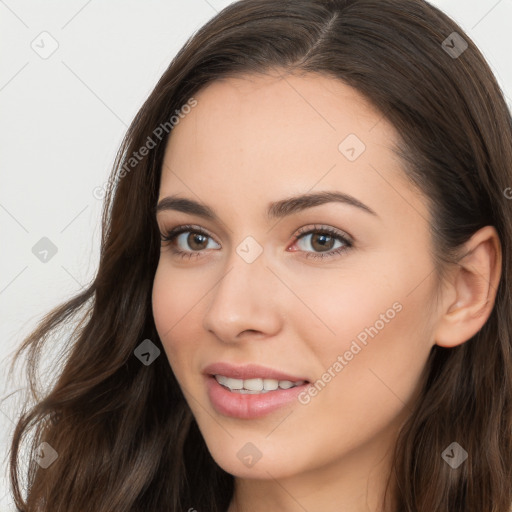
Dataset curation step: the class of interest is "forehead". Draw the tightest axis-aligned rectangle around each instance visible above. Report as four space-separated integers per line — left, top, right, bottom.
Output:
158 71 424 225
165 70 391 161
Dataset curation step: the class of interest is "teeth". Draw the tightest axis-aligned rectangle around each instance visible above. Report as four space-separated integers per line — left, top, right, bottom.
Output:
244 378 263 391
216 375 243 390
214 375 305 393
263 379 279 391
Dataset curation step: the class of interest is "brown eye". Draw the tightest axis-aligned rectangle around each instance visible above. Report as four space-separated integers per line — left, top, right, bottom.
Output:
308 232 336 252
160 225 221 259
186 232 209 251
292 225 353 260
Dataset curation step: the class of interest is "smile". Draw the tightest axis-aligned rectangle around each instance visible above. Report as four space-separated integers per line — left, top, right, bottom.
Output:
206 375 311 419
214 374 306 393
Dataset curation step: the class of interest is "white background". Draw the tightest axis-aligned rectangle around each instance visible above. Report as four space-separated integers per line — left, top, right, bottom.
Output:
1 0 511 509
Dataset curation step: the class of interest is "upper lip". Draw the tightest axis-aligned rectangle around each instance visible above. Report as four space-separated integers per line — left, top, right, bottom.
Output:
203 362 309 382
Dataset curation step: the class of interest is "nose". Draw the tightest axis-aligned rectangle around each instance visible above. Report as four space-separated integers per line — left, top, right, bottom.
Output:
202 247 283 343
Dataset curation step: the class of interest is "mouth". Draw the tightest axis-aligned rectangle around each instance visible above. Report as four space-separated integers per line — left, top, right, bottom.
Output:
205 372 311 419
202 362 311 418
213 374 308 394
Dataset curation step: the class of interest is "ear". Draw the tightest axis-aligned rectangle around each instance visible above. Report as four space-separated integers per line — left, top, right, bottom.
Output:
434 225 502 348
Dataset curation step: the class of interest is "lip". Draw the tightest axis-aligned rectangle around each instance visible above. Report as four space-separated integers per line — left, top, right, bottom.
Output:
203 362 310 419
205 375 310 419
202 362 308 382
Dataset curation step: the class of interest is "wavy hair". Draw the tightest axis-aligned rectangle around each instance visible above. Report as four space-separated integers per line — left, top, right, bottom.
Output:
7 0 512 510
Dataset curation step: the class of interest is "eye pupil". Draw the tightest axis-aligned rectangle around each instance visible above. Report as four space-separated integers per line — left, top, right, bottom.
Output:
311 233 334 252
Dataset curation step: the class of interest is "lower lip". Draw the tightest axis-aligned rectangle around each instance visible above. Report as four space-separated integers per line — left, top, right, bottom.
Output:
206 376 309 419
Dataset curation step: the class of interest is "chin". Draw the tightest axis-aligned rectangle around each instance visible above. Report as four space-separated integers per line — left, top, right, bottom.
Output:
202 433 307 480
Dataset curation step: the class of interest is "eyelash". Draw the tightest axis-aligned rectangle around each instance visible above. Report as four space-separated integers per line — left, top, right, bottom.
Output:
160 224 353 261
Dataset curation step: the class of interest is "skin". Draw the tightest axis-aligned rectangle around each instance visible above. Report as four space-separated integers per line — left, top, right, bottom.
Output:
152 69 501 512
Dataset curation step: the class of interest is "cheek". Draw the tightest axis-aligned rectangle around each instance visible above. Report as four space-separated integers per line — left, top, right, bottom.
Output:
316 248 435 348
288 293 433 463
152 265 192 366
151 265 172 343
282 268 403 369
308 278 434 415
299 249 436 403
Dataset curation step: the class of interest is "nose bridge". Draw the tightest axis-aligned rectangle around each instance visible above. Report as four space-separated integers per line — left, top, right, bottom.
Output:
202 241 282 341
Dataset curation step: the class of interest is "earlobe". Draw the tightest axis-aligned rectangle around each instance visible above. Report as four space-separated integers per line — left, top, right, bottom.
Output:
434 226 502 348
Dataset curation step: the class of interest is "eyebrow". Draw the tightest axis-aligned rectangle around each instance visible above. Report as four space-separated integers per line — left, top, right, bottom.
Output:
155 191 377 221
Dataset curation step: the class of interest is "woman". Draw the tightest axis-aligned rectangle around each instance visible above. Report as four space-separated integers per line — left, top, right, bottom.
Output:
7 0 512 510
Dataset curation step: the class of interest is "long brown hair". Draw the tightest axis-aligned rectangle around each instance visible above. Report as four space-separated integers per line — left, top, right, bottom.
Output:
7 0 512 510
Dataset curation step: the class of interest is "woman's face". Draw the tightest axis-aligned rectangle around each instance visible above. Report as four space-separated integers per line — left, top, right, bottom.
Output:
152 71 440 485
